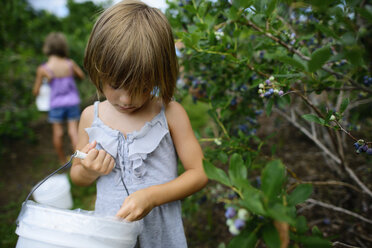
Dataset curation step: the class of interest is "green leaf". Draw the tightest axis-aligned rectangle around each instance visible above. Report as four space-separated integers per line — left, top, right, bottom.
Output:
295 216 308 234
340 98 349 114
298 235 331 248
302 114 325 125
228 229 258 248
261 160 286 200
266 0 278 15
275 55 305 71
218 152 229 164
315 23 339 39
203 160 231 187
232 0 254 9
229 153 247 183
267 204 295 225
262 224 281 248
307 47 332 72
288 184 313 206
226 6 240 21
241 186 266 215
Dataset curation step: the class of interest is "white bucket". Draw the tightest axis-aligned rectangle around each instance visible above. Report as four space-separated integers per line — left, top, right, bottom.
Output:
32 173 73 209
35 80 51 112
15 201 142 248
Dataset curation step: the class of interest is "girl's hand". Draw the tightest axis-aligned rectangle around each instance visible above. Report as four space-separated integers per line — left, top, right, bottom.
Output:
116 188 155 221
80 141 115 177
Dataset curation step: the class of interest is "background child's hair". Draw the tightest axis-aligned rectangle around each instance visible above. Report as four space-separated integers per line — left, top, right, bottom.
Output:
84 0 178 104
42 32 69 57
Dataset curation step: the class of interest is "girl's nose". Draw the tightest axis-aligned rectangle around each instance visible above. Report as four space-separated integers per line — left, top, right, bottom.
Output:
119 91 132 105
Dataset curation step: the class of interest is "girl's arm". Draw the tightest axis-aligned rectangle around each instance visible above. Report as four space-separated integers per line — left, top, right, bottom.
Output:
70 105 115 186
32 66 47 96
116 101 208 221
71 60 85 80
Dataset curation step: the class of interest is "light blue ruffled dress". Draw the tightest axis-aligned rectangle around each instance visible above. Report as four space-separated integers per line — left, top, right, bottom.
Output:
86 101 187 248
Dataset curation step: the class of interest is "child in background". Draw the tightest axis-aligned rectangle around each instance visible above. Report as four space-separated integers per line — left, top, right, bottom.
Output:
33 32 85 164
70 1 208 247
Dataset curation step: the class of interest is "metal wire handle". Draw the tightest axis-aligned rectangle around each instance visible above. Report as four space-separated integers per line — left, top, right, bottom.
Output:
23 150 130 203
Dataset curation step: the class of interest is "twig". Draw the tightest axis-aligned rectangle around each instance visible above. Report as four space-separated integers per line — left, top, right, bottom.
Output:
306 198 372 225
288 180 361 193
332 241 360 248
274 108 341 164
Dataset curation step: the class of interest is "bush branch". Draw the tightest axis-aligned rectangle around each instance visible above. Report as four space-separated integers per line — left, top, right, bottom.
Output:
306 198 372 225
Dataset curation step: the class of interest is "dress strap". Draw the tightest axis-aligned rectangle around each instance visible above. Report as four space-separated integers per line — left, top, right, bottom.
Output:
94 101 100 119
160 105 169 130
42 64 55 78
66 59 74 76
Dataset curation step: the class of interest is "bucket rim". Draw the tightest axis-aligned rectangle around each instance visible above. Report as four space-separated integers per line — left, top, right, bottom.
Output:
20 200 140 226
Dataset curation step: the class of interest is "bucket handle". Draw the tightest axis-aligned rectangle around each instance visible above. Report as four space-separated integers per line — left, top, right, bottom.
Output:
23 152 79 203
16 152 77 226
17 150 130 225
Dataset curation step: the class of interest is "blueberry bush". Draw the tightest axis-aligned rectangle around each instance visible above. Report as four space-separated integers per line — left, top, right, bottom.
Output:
166 0 372 247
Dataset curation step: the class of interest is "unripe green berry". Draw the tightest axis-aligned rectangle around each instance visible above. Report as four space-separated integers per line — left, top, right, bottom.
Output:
229 224 240 235
237 208 250 220
329 115 336 121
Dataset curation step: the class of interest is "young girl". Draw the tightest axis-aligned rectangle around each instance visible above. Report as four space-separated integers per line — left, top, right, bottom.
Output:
70 1 208 247
33 32 85 164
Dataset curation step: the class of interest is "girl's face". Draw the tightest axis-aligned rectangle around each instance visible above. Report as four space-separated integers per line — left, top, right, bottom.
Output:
102 84 151 114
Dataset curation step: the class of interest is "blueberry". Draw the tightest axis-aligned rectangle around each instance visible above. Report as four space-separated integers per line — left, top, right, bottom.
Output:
278 90 284 96
256 176 261 188
234 219 246 230
255 110 263 115
230 98 237 106
238 124 248 133
353 142 360 150
323 218 331 225
265 79 271 85
360 145 368 152
259 51 265 59
225 207 236 219
366 148 372 155
268 88 274 94
264 92 271 98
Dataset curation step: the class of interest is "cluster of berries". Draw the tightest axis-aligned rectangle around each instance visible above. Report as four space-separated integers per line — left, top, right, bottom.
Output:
363 76 372 87
354 139 372 155
258 76 284 98
225 207 250 235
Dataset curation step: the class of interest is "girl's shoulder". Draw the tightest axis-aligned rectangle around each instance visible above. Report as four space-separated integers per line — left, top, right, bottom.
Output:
164 101 190 129
80 104 96 128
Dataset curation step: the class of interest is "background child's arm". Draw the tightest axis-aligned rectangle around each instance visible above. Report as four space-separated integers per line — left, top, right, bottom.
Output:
71 60 85 80
32 66 47 96
116 101 208 221
70 106 115 186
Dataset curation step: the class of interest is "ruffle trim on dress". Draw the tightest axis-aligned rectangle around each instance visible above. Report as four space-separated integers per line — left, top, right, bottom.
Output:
85 107 169 185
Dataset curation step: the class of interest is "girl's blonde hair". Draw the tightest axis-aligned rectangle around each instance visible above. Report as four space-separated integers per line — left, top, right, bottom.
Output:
43 32 68 57
84 0 178 104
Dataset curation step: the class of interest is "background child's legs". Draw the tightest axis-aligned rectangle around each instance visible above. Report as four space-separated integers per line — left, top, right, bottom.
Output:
52 122 65 163
49 105 80 163
67 119 78 150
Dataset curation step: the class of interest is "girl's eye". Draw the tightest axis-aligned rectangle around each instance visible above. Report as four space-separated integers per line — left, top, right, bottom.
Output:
109 84 119 90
